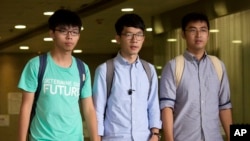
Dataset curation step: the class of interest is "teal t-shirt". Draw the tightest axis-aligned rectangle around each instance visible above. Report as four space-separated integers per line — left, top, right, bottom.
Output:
18 53 92 141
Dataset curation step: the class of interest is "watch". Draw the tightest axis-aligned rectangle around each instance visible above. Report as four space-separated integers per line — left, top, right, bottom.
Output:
151 132 161 140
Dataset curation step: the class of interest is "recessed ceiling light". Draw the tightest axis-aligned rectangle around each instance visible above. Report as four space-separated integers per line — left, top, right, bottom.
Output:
210 29 219 33
155 66 162 69
43 37 53 41
15 25 26 29
43 11 54 16
111 39 117 43
19 46 29 50
146 28 153 32
167 38 177 42
232 40 242 44
121 8 134 12
73 49 82 53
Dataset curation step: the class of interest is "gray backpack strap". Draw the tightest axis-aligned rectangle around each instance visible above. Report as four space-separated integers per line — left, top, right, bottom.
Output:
105 58 152 99
140 59 152 99
106 59 114 97
140 59 152 82
104 59 114 119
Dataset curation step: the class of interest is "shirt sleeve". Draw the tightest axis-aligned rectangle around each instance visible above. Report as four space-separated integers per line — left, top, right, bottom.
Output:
147 63 162 129
218 62 232 109
92 63 107 135
18 56 39 93
80 63 92 98
159 59 177 110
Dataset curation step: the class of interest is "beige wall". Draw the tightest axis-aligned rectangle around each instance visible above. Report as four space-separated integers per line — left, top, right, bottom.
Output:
0 53 35 141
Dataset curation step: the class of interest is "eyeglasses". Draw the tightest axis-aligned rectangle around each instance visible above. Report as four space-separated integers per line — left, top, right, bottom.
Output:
55 29 80 36
121 32 144 41
185 28 208 35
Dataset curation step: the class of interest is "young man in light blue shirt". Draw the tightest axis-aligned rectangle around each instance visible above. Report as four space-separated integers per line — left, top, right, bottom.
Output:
160 12 233 141
93 14 162 141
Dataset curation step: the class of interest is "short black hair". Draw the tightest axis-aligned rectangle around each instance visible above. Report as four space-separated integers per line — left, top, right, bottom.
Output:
181 12 210 31
48 9 82 31
115 13 145 35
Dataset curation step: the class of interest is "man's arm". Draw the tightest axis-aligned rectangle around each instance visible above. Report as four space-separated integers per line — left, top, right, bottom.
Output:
81 97 100 141
147 65 162 131
161 107 174 141
92 64 107 137
220 108 233 141
18 91 34 141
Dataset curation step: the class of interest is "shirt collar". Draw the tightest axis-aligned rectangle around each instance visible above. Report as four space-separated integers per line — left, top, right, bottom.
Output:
116 52 140 64
184 50 208 62
115 52 141 69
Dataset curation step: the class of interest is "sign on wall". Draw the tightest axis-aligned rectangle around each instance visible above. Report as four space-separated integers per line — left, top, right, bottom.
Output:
8 92 22 114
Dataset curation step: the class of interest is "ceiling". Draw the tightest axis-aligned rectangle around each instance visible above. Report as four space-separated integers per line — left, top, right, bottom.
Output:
0 0 197 54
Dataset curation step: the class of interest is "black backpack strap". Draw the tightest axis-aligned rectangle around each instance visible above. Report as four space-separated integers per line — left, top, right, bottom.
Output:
76 58 86 98
30 53 47 132
140 59 152 99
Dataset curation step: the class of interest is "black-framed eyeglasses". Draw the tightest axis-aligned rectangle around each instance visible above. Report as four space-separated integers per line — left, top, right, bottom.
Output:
55 29 80 36
121 32 145 41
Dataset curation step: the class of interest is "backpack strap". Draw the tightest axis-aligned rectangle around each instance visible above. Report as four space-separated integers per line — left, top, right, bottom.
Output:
32 54 47 115
175 55 223 88
36 54 47 102
208 55 223 81
76 58 86 96
140 59 152 83
104 58 114 119
140 59 152 99
106 58 152 98
175 55 184 87
106 59 114 98
30 53 47 132
104 58 152 118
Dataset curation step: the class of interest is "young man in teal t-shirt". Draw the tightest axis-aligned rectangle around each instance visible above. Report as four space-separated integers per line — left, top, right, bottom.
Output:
18 9 99 141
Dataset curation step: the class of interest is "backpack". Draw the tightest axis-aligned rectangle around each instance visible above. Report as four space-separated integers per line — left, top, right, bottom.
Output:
105 58 152 98
29 53 86 131
175 55 223 87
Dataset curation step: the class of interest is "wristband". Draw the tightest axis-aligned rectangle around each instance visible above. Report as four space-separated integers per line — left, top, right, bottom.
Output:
151 132 161 140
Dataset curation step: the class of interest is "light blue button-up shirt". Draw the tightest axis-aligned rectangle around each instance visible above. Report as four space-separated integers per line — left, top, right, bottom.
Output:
160 51 232 141
93 53 162 141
